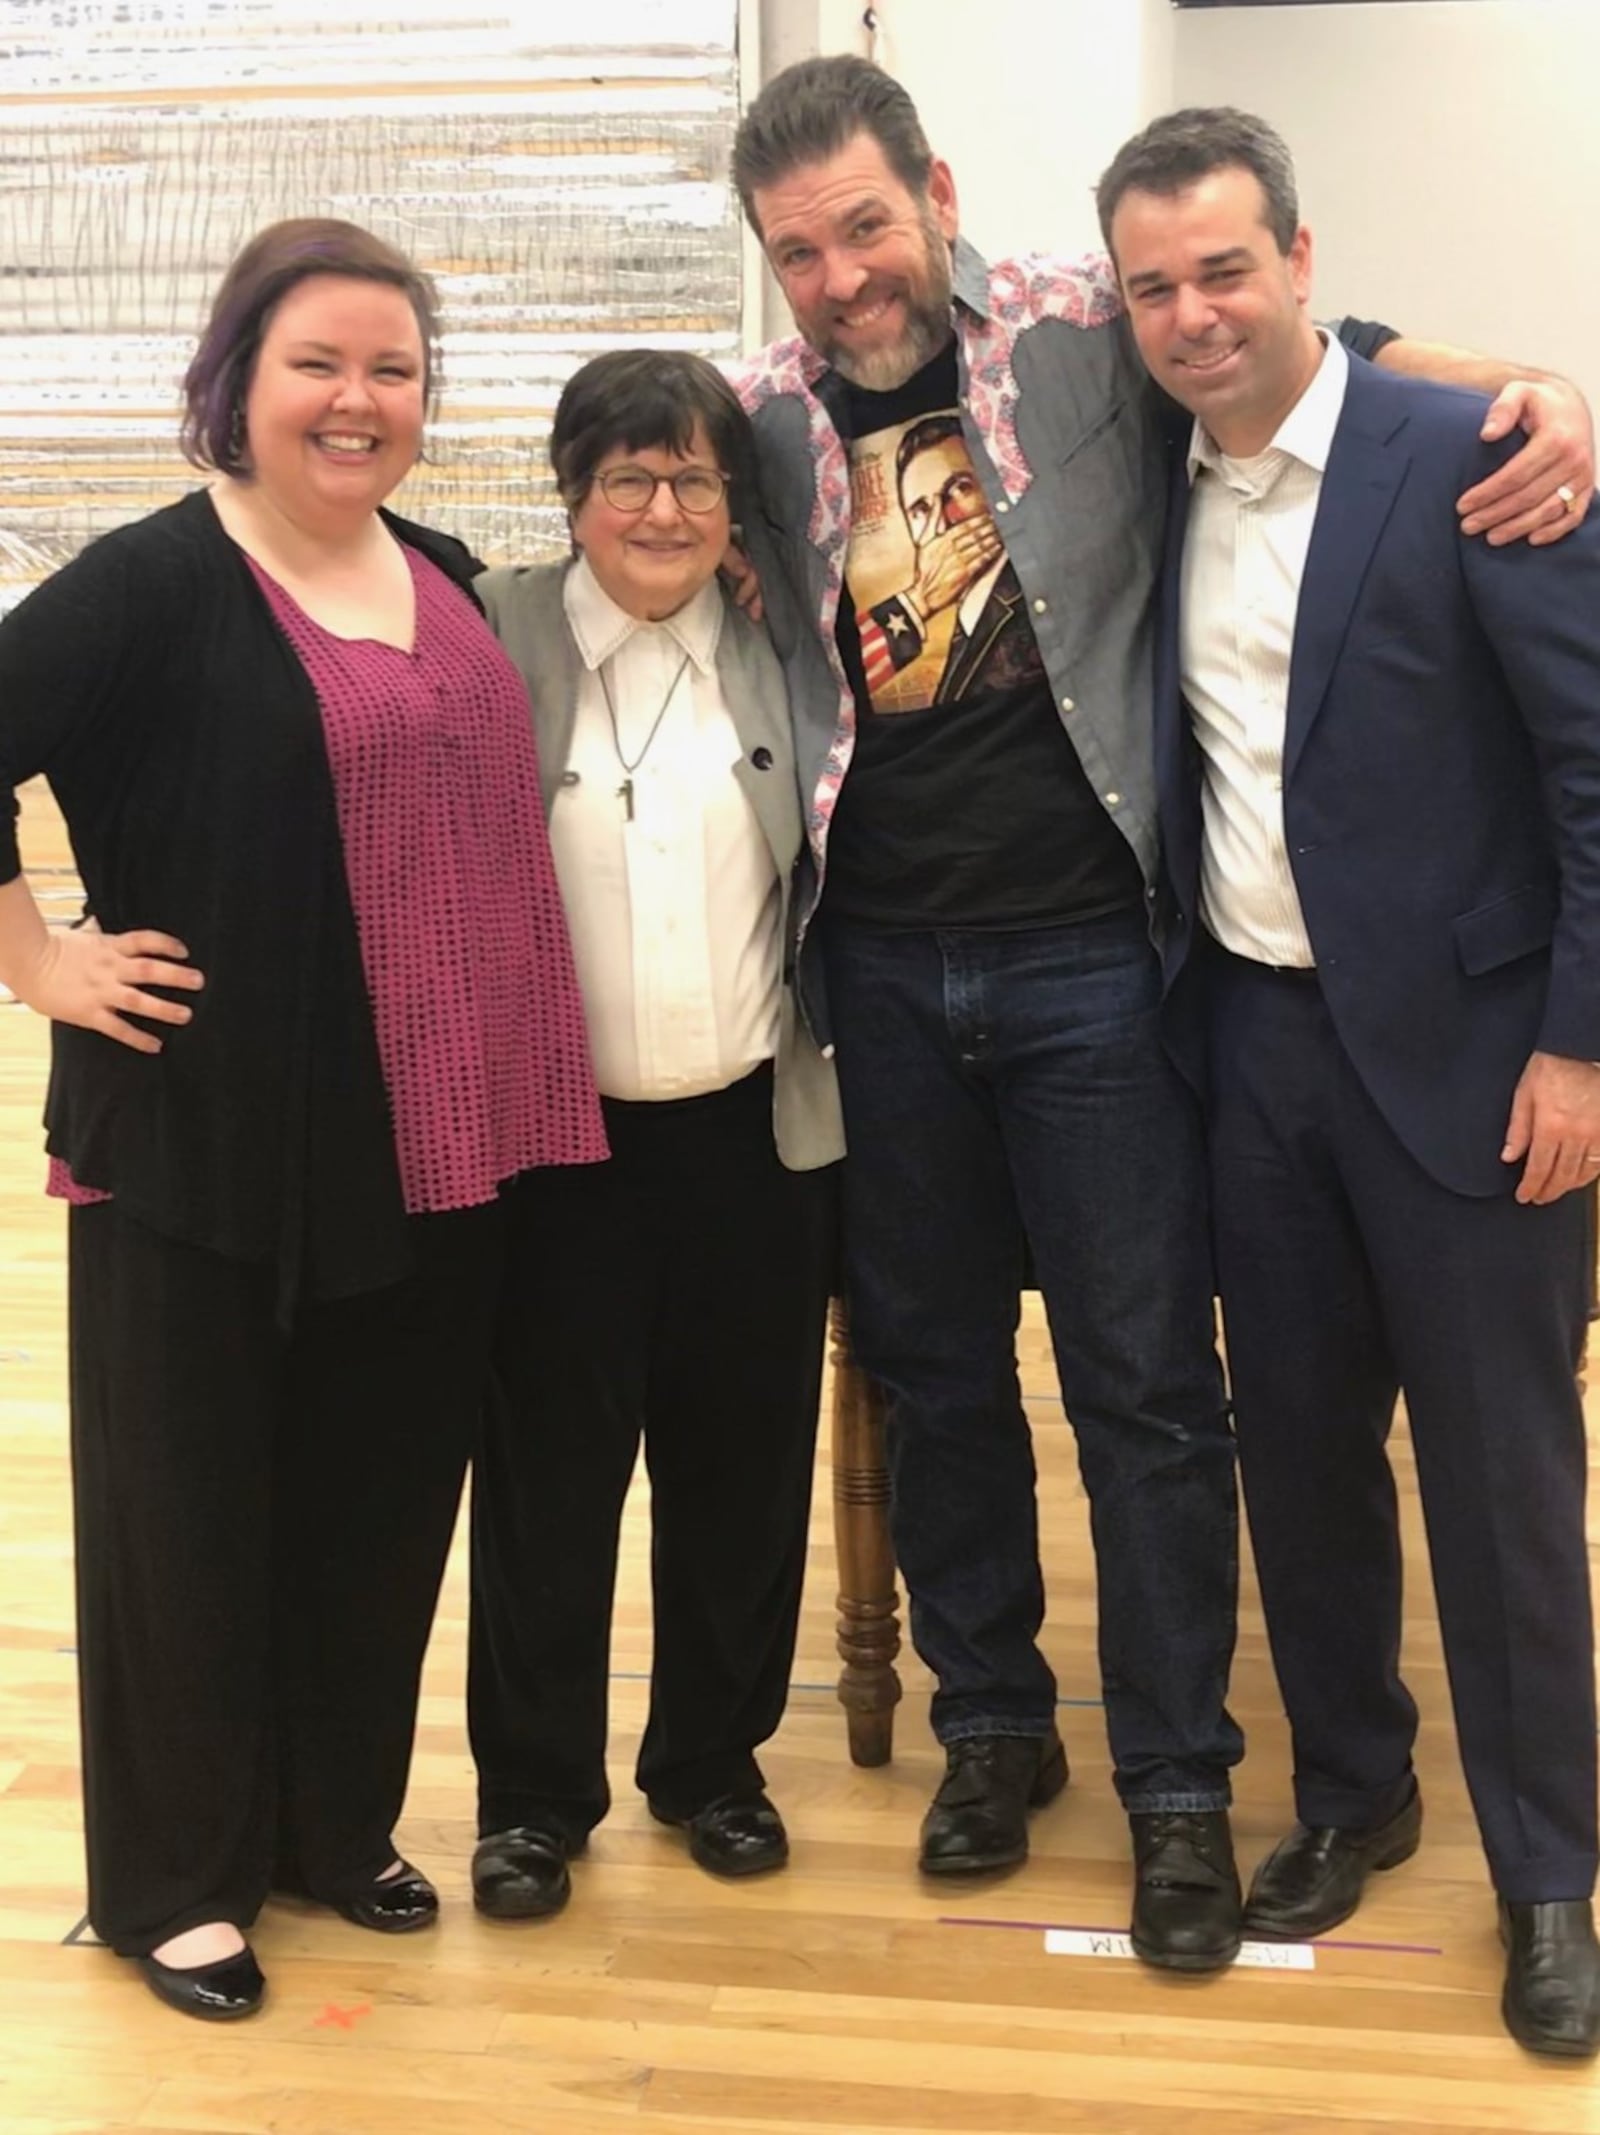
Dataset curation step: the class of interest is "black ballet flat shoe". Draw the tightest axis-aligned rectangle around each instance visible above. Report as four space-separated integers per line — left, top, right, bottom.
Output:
330 1860 439 1934
472 1824 580 1920
137 1943 266 2022
650 1791 790 1877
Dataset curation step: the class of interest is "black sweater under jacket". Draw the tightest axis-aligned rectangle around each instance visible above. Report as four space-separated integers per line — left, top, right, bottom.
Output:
0 488 487 1313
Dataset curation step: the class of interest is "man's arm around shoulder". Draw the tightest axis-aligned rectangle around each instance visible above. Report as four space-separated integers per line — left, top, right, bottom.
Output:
1374 335 1594 544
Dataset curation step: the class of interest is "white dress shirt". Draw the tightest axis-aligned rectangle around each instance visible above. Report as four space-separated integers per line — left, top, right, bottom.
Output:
552 557 781 1101
1180 331 1350 968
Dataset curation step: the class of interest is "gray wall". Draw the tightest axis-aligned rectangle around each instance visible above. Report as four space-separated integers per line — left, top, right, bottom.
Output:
1174 0 1600 412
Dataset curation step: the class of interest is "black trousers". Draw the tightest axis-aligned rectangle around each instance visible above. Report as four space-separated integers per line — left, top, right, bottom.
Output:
68 1195 505 1956
469 1063 835 1839
1206 953 1598 1903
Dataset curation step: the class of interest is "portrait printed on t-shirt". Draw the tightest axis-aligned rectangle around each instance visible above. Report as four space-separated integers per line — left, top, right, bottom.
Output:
845 408 1043 713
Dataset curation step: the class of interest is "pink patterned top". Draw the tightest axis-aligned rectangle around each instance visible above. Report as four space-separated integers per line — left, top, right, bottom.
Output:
52 542 605 1212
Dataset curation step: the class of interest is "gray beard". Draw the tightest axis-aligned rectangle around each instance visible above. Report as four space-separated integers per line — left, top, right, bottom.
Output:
821 214 955 392
827 299 951 392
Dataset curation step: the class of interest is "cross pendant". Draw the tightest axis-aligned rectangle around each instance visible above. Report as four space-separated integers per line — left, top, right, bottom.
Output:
617 777 634 822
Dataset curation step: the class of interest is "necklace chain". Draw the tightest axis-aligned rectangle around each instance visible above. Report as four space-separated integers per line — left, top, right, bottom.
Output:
597 649 691 777
596 648 692 823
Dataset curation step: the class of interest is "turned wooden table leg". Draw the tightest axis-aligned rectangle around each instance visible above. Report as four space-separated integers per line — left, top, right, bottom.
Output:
829 1295 901 1767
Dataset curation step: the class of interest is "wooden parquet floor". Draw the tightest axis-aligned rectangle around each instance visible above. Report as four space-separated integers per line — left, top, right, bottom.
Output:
3 779 1599 2132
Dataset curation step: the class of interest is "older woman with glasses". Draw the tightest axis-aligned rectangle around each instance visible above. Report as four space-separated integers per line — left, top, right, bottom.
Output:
467 350 843 1919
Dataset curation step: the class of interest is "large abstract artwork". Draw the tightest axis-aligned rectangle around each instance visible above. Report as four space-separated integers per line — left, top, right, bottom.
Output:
0 0 744 608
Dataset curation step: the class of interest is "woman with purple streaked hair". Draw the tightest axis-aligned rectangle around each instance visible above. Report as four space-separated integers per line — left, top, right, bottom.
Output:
0 218 604 2020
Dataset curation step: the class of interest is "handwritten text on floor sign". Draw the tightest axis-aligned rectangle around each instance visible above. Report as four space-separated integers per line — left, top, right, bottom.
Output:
1045 1929 1315 1970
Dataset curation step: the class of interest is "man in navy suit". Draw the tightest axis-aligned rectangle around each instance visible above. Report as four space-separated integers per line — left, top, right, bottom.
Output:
1098 108 1600 2056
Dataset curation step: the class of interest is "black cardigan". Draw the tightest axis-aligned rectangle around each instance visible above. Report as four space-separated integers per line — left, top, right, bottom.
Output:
0 488 486 1311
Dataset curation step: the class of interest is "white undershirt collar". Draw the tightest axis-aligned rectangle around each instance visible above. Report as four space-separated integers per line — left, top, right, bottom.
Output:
564 553 724 677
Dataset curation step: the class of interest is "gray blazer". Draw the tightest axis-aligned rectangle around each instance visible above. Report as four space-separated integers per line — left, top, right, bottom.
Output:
477 559 844 1173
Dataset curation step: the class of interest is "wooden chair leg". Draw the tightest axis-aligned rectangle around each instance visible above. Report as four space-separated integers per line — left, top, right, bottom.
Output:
828 1295 901 1766
1581 1180 1598 1396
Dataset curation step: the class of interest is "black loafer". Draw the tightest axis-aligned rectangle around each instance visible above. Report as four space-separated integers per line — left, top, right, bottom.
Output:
650 1791 789 1877
1243 1784 1421 1939
331 1859 439 1934
1128 1809 1241 1972
137 1943 265 2022
918 1732 1069 1876
1500 1899 1600 2058
472 1824 579 1920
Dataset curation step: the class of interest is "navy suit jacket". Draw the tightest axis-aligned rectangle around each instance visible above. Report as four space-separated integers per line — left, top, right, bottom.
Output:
1155 351 1600 1198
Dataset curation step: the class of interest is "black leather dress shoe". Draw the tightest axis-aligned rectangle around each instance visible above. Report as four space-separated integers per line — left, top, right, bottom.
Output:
472 1824 579 1920
1129 1810 1241 1972
330 1859 439 1933
1243 1784 1422 1939
1500 1900 1600 2057
650 1792 789 1877
918 1732 1069 1876
137 1944 266 2021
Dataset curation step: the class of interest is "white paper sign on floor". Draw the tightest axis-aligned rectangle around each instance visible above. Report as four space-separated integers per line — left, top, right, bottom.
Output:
1044 1929 1315 1970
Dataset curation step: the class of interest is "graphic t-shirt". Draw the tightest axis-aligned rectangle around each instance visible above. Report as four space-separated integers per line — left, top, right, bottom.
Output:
823 341 1141 928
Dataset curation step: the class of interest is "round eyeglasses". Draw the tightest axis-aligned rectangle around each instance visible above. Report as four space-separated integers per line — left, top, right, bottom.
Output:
595 466 729 515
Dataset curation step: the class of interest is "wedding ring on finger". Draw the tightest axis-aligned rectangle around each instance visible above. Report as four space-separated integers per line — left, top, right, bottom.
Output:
1556 482 1580 514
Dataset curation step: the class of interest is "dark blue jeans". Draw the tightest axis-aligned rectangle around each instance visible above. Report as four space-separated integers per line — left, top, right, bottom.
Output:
823 909 1241 1811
